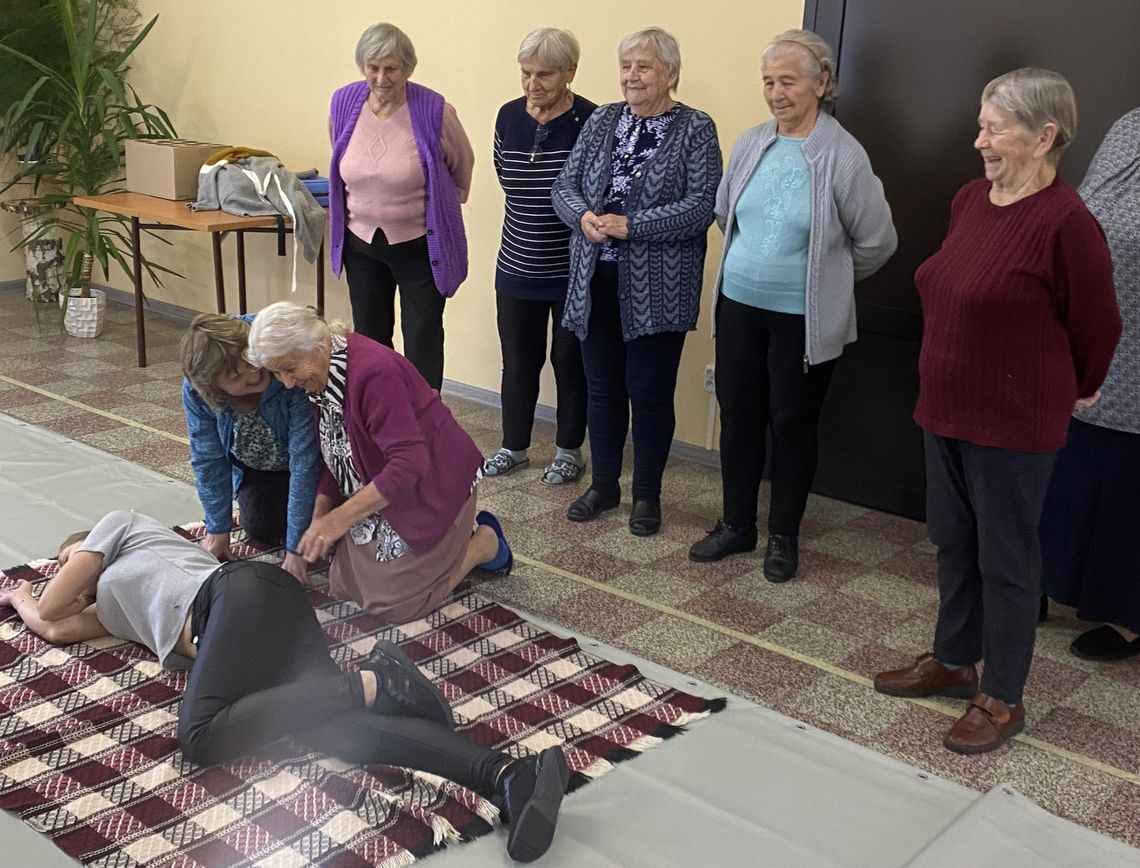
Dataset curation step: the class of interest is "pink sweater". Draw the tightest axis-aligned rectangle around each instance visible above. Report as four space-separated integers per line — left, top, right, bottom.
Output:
914 178 1121 452
340 101 473 245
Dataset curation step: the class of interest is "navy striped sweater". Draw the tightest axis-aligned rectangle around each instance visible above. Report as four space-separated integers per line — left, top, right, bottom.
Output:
494 94 597 300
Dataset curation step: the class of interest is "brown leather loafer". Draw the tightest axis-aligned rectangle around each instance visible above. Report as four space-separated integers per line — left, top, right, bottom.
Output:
943 693 1024 754
873 652 979 699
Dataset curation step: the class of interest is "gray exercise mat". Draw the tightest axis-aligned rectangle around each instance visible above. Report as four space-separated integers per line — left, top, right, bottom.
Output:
0 414 1135 867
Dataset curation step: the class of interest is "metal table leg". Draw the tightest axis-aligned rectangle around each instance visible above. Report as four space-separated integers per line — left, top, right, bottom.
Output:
212 231 226 313
236 231 247 314
131 216 146 367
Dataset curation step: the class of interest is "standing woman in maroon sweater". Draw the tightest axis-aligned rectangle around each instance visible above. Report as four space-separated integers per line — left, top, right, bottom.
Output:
873 69 1121 754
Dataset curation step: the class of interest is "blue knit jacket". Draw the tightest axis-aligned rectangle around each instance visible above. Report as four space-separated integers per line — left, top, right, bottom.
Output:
552 102 721 341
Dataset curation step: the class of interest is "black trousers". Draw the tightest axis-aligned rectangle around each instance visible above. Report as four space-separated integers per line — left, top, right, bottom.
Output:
715 296 836 536
925 432 1056 705
343 229 446 390
580 262 686 499
235 466 289 545
496 294 586 452
177 561 506 793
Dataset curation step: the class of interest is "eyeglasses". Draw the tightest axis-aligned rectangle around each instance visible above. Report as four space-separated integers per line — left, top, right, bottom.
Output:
529 124 550 162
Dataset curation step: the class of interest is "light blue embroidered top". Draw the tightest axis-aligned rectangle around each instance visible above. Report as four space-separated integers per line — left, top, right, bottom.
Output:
721 134 810 315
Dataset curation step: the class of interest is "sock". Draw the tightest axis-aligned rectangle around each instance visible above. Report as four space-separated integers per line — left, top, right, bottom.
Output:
940 662 966 671
500 447 528 461
553 447 581 465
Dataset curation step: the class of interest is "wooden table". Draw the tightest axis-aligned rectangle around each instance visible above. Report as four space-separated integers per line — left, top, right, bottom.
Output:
73 192 325 366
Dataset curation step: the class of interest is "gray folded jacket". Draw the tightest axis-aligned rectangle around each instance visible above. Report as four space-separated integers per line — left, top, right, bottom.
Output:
190 156 327 268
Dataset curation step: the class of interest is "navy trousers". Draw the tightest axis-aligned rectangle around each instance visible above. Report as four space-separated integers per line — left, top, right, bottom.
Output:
925 432 1056 704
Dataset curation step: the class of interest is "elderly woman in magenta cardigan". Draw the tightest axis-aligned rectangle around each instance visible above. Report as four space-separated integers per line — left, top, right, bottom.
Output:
551 26 722 537
246 302 512 625
328 22 474 391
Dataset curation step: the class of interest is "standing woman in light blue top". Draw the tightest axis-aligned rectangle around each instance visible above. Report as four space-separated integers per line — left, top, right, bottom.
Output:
688 29 896 581
181 313 322 585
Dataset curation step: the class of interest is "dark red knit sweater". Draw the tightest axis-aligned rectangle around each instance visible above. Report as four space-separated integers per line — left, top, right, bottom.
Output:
914 177 1121 452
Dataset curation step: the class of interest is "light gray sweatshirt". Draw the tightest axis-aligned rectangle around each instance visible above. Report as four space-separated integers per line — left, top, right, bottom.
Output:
711 112 897 365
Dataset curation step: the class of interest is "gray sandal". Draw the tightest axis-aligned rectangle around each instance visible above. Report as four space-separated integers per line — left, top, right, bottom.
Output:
540 457 583 486
483 449 529 477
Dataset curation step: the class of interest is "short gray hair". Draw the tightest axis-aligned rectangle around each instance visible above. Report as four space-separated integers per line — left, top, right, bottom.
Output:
761 29 838 109
517 27 580 71
619 27 681 90
982 67 1076 165
355 22 417 74
246 302 332 368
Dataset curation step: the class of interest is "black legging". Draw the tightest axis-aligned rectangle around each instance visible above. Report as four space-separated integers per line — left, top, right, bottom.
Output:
177 561 507 793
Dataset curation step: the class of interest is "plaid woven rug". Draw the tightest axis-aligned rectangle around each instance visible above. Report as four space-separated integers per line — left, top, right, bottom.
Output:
0 523 725 867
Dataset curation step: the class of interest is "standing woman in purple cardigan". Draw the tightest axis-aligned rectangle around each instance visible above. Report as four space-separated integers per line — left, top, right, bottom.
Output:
246 302 513 625
328 23 475 391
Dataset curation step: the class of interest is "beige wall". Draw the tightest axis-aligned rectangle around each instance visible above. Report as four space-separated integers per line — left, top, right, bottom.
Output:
6 0 805 446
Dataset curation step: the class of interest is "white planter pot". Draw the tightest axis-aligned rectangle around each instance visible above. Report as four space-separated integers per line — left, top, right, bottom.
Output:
61 288 107 338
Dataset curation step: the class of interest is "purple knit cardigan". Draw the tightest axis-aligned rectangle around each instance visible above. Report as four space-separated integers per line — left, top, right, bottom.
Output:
328 80 468 297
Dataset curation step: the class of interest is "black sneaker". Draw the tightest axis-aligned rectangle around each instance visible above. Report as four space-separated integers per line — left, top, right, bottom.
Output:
360 640 455 729
502 747 570 863
763 534 799 583
688 520 758 562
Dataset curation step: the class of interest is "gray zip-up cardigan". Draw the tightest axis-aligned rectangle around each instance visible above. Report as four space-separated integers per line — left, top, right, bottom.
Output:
552 102 722 340
712 112 897 364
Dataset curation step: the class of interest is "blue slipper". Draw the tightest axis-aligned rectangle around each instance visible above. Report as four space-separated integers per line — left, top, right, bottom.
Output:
476 510 513 576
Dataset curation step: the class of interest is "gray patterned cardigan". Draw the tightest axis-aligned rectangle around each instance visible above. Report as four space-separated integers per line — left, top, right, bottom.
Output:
1074 107 1140 434
551 102 722 340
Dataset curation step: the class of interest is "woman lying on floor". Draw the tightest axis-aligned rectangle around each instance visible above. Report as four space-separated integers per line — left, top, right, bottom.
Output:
0 509 567 863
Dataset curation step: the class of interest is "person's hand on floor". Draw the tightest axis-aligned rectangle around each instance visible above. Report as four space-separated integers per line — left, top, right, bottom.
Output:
202 532 232 562
0 579 33 608
281 551 311 586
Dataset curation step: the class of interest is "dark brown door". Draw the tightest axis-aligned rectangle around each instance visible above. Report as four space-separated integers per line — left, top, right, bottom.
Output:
802 0 1140 518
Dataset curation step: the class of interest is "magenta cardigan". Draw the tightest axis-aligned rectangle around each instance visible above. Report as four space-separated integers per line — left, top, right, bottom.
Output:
328 80 468 297
315 333 482 552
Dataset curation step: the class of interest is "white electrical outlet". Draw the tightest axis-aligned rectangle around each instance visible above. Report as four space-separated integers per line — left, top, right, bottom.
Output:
703 364 716 393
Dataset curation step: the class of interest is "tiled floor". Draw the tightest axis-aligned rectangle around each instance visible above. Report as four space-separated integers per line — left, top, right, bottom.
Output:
3 286 1139 847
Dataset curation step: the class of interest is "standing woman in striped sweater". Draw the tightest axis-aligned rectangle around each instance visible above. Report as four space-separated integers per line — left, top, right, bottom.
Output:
483 29 597 485
874 69 1121 755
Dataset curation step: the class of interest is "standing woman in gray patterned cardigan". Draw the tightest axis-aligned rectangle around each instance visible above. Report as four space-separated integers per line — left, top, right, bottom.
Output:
688 29 895 582
1040 108 1140 661
552 26 721 537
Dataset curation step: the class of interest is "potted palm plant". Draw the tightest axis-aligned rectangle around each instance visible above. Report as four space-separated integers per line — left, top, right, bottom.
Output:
0 0 176 336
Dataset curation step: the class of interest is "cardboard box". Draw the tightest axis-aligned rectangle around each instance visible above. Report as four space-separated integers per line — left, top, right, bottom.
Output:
125 139 228 200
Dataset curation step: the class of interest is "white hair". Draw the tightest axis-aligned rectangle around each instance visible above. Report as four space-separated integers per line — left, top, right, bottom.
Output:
619 27 681 90
761 29 838 108
982 67 1076 165
355 22 417 74
246 302 332 368
518 27 580 71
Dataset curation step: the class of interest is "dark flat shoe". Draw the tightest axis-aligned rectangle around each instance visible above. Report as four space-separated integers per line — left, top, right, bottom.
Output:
567 485 620 522
763 534 798 583
1070 625 1140 661
629 498 661 536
